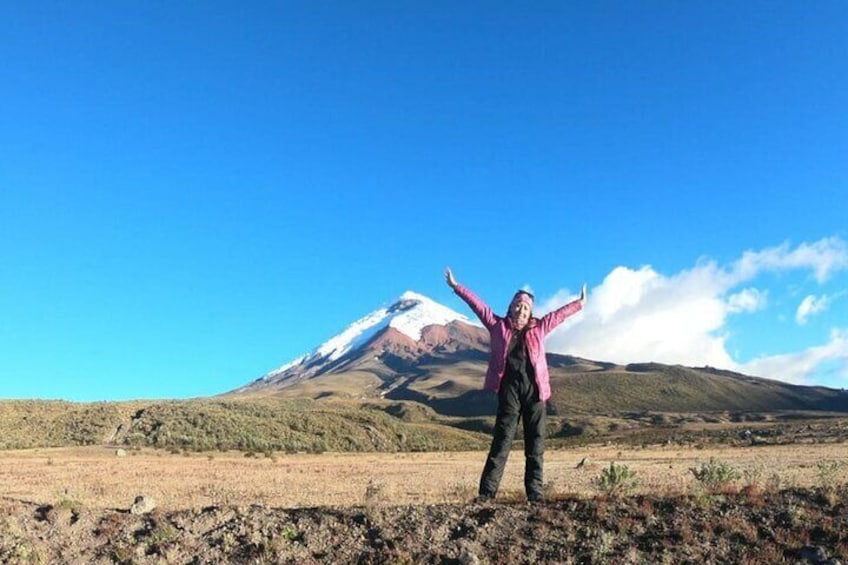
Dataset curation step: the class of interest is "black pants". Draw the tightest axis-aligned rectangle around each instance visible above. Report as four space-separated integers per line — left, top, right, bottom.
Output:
478 371 545 499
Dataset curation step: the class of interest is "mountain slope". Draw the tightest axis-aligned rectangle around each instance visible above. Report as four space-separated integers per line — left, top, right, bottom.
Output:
232 292 848 417
235 291 487 395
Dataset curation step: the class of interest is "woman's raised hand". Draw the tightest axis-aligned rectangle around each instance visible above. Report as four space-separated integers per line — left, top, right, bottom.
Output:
445 267 458 289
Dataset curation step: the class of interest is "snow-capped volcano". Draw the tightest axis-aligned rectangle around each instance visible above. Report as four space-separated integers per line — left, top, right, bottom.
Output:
238 291 486 392
308 291 474 364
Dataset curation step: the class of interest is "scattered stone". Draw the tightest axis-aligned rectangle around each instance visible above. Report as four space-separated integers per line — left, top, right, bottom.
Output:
459 548 480 565
798 546 829 564
4 477 848 563
130 495 156 515
46 505 76 527
115 449 127 457
457 540 482 565
576 457 590 469
741 429 767 445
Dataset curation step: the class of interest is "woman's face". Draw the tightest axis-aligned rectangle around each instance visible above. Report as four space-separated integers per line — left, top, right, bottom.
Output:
509 299 531 329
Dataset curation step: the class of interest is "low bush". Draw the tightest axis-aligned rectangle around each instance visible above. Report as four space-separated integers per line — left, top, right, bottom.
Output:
594 462 638 496
689 458 741 492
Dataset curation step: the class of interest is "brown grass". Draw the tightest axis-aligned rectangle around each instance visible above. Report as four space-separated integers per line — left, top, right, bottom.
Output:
2 442 846 511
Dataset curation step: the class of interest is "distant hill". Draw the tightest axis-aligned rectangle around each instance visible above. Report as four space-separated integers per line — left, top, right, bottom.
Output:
0 397 487 452
232 292 848 418
3 292 845 453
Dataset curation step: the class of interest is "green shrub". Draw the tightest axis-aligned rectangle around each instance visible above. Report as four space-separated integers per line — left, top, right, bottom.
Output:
593 462 638 496
280 525 302 543
689 458 741 492
742 463 765 490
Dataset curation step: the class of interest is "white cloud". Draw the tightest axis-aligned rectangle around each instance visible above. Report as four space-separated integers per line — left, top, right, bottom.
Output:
540 237 848 385
796 295 829 325
541 262 733 369
589 266 661 323
727 288 767 314
795 291 847 325
731 237 848 284
740 329 848 385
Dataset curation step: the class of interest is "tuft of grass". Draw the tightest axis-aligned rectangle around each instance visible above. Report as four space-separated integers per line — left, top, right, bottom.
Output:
766 472 783 492
592 530 616 562
542 480 559 501
498 490 525 504
446 481 477 502
280 525 302 543
96 513 126 539
147 519 179 555
593 462 638 496
112 545 134 565
815 460 842 489
742 463 764 490
55 496 84 514
364 479 388 505
689 458 741 493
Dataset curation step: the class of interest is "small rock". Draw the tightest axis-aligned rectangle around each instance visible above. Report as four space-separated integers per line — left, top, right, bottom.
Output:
115 449 127 457
130 495 157 515
798 546 829 564
459 548 480 565
46 505 75 527
576 457 590 469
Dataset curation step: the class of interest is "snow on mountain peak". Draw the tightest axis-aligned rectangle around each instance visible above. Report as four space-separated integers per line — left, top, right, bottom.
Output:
265 291 474 377
388 291 473 341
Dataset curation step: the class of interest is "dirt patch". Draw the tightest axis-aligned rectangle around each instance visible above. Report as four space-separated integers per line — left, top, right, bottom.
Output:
2 489 847 564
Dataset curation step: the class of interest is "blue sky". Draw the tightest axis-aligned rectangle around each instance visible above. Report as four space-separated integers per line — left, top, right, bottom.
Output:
2 2 846 401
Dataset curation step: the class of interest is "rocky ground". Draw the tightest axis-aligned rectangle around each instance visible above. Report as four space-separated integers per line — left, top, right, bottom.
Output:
2 486 847 564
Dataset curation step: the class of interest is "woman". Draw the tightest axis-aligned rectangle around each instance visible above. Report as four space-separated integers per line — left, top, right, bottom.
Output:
445 267 586 502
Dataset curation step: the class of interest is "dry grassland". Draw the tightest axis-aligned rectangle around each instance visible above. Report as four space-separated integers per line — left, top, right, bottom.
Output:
3 442 846 510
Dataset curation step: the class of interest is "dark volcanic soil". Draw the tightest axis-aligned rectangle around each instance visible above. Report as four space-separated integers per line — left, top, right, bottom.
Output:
2 488 847 564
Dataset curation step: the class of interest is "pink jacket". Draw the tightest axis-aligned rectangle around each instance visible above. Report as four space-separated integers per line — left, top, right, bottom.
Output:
454 283 583 402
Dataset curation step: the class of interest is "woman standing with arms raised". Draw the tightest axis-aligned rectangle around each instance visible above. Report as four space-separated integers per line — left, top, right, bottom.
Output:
445 267 586 502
